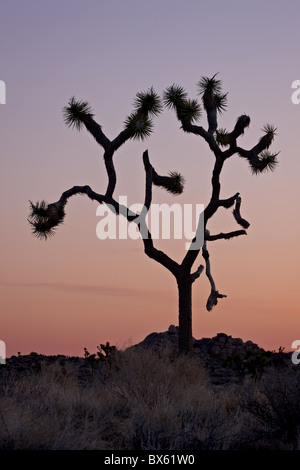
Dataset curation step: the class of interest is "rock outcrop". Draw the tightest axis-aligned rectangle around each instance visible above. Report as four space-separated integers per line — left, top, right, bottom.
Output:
134 325 263 355
131 325 289 384
2 326 291 386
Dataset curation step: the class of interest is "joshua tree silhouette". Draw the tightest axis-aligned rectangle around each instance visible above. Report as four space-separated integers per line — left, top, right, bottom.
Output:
28 74 279 353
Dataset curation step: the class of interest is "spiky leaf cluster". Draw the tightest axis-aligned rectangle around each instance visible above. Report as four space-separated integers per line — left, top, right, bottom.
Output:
133 87 162 117
163 85 201 125
198 74 223 95
163 84 187 110
63 97 94 131
198 74 228 114
249 151 280 175
213 92 228 113
28 201 66 240
153 170 185 195
258 124 277 149
262 124 277 135
216 128 230 147
124 112 153 140
166 171 185 194
177 98 202 125
124 88 162 140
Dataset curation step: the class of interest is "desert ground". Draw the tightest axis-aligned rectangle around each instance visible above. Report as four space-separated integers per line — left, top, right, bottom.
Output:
0 328 299 450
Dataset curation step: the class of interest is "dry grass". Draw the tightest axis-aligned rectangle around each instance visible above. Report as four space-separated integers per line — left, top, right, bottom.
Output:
0 346 299 450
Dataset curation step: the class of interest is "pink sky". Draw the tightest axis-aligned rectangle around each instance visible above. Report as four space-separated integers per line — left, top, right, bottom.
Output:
1 0 299 357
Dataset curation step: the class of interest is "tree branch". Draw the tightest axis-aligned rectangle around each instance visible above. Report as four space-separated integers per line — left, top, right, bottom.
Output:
110 129 132 151
202 91 218 135
202 241 227 311
191 264 204 282
205 229 247 241
181 122 222 157
82 116 111 150
217 193 250 229
232 195 250 229
152 168 185 195
142 150 153 211
139 150 181 277
206 290 227 312
104 149 117 198
181 206 204 275
218 192 240 209
220 115 251 159
228 114 251 142
181 155 224 274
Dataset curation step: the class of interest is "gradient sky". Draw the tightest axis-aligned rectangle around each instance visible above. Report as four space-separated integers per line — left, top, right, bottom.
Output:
1 0 299 357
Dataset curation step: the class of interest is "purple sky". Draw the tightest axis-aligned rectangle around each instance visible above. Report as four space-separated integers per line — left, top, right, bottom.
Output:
1 0 300 356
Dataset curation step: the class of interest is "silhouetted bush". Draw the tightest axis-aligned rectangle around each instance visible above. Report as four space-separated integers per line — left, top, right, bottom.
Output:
0 346 298 450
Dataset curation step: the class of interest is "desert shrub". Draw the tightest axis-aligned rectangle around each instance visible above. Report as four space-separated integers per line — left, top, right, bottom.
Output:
0 347 298 450
223 350 274 381
0 347 236 450
0 360 125 449
241 366 300 449
99 347 246 450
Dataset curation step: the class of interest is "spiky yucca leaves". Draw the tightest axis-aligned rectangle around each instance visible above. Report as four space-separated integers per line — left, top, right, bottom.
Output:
196 74 227 134
124 87 162 140
198 74 228 114
177 98 201 125
216 128 230 147
216 115 251 147
167 171 185 194
198 73 222 94
246 125 278 174
249 151 280 175
213 92 228 114
258 124 277 150
63 97 94 131
28 200 66 240
237 122 279 174
124 112 154 140
133 87 162 117
163 85 201 126
198 74 223 95
163 84 188 110
152 170 185 195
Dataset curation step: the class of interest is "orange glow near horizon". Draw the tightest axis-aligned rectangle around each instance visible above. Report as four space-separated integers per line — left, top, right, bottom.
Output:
1 1 299 358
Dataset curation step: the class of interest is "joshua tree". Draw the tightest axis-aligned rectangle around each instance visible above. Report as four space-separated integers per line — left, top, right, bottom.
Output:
28 75 279 354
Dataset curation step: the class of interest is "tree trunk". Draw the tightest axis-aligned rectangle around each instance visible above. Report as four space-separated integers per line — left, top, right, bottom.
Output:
177 278 193 354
